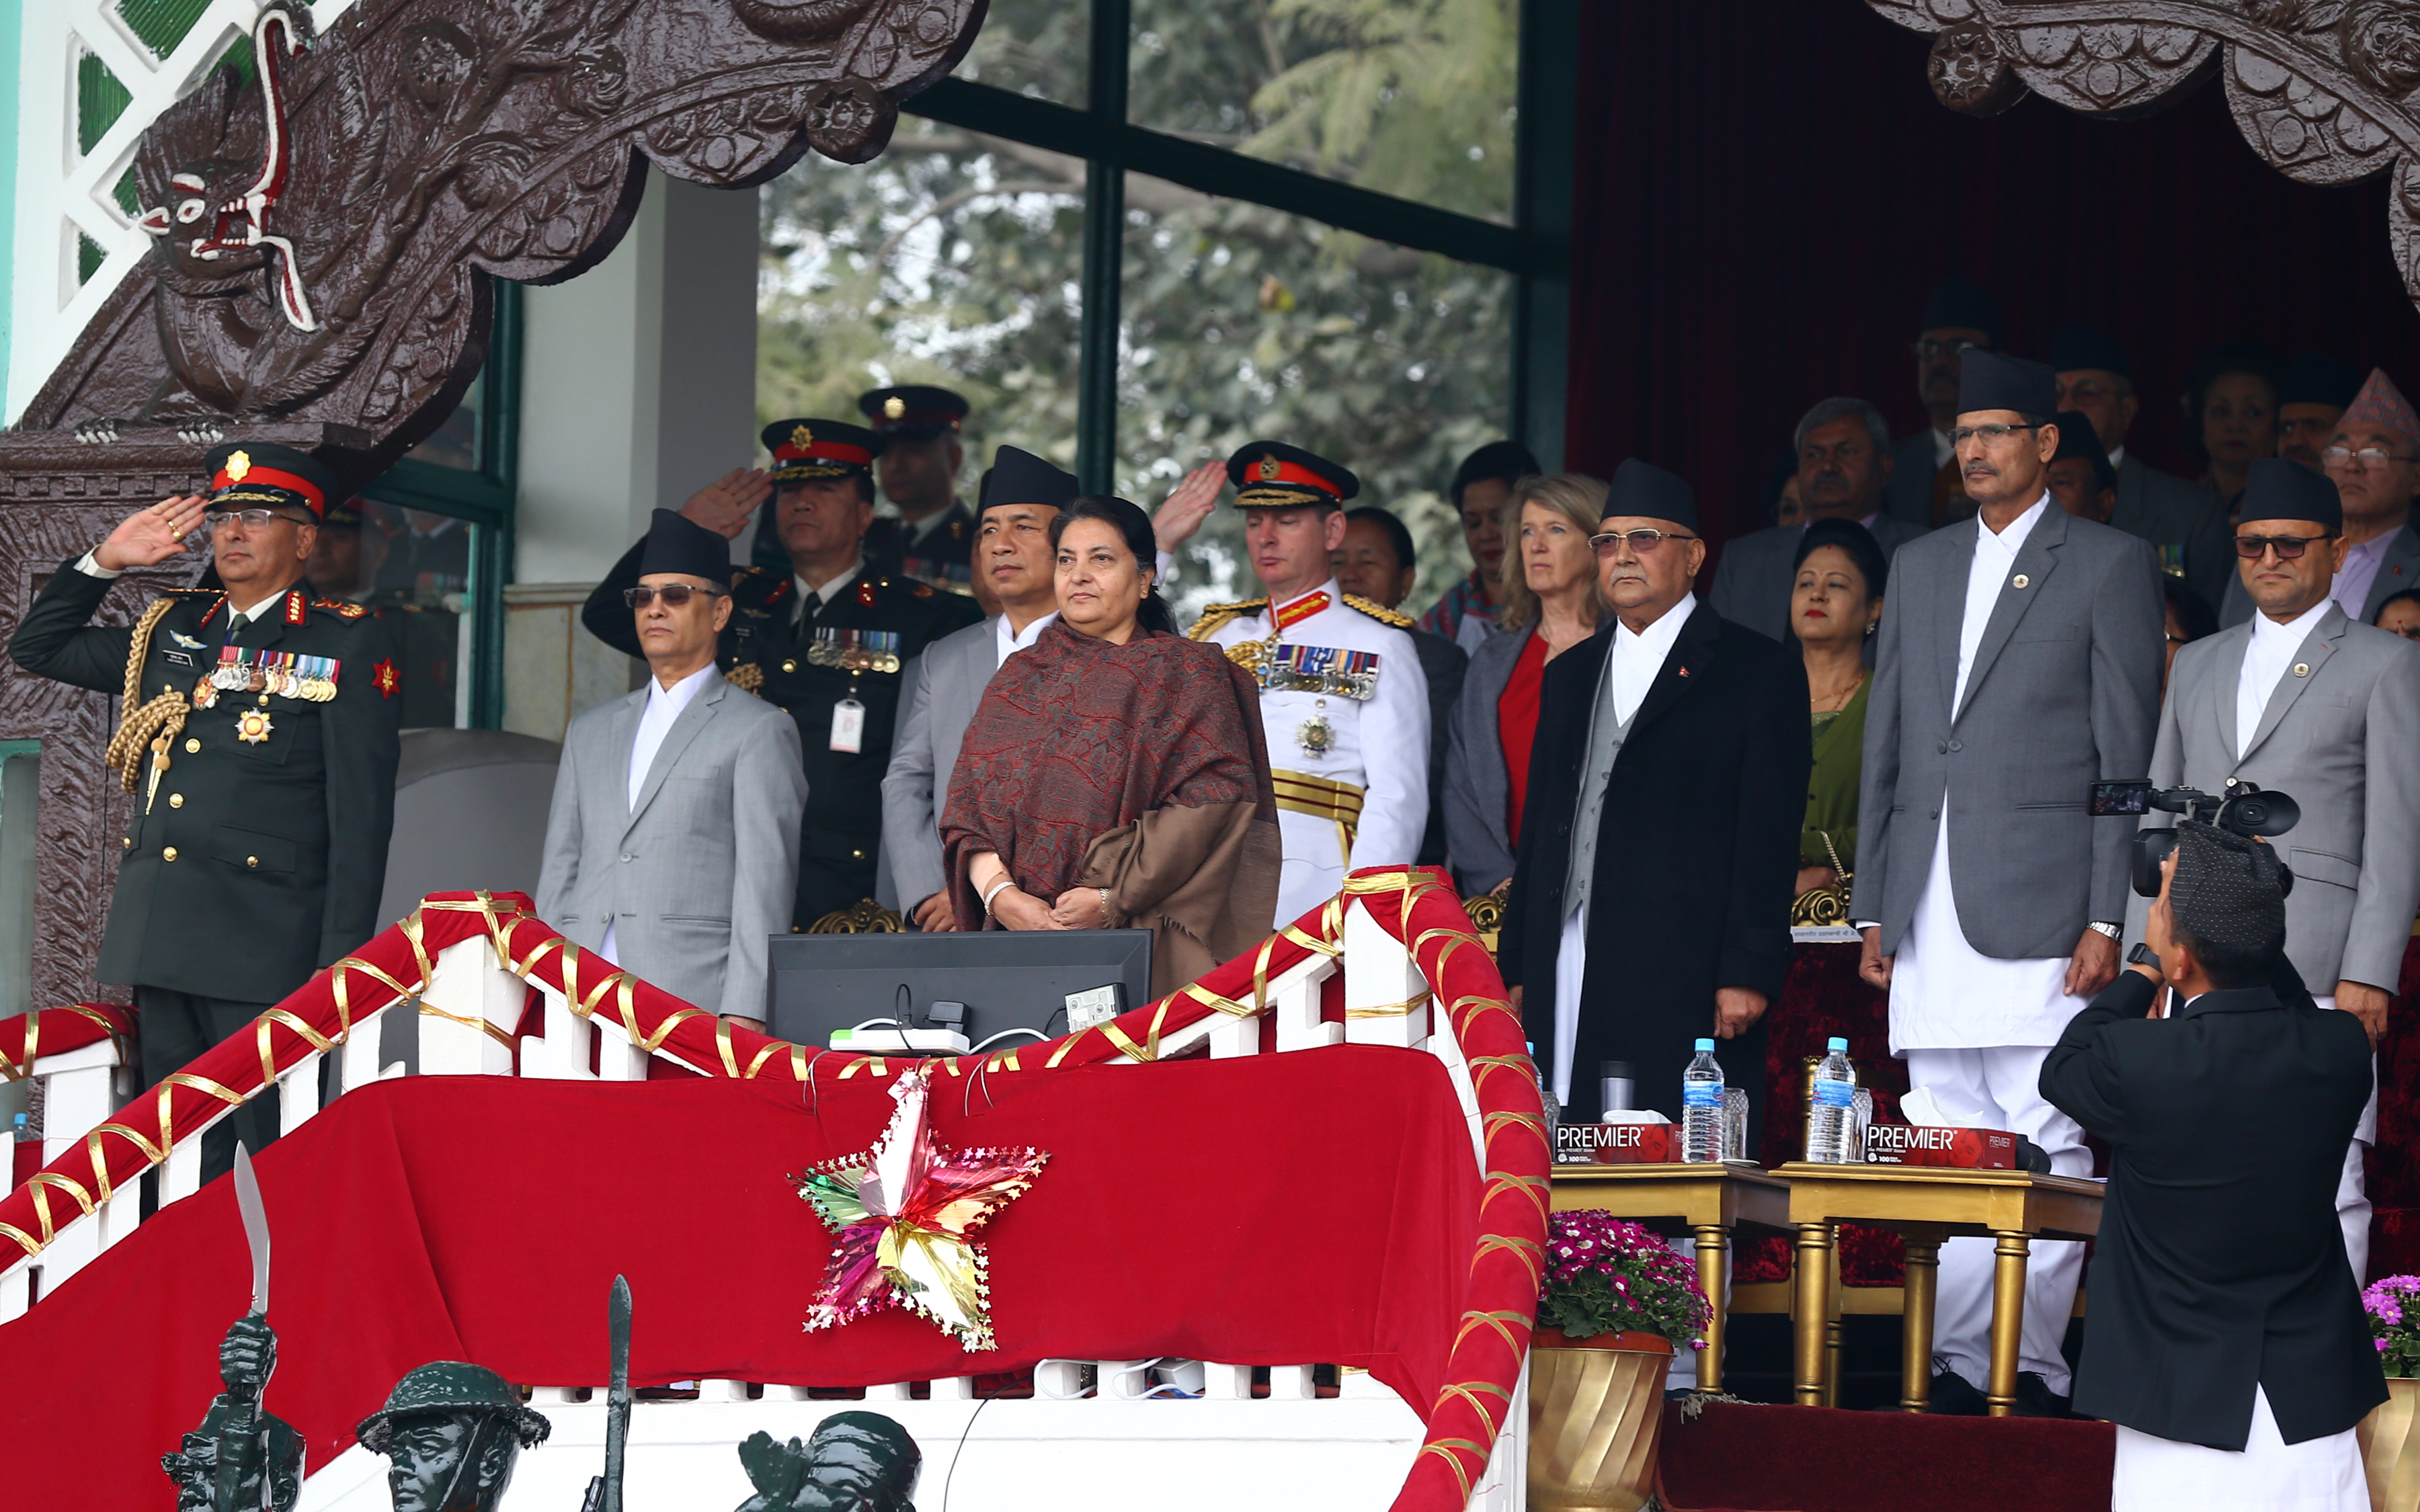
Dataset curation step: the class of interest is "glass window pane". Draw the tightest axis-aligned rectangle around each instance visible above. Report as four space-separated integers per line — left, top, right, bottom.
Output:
759 118 1086 532
956 0 1090 104
404 370 485 472
313 502 479 728
1128 0 1519 224
1118 177 1515 623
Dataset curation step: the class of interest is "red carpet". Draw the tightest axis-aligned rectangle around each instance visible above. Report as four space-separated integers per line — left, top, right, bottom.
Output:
1658 1402 2113 1512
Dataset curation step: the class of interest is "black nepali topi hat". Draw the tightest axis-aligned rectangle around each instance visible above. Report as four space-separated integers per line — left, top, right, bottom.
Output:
2235 456 2343 533
1603 458 1699 532
2049 323 2130 380
1959 349 2058 419
2051 412 2118 494
979 446 1078 513
1921 278 2004 347
637 507 732 586
2169 819 2287 955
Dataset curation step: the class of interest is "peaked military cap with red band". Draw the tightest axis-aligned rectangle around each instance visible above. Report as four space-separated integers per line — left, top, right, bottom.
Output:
762 419 885 485
857 385 969 440
203 441 342 519
1227 440 1360 511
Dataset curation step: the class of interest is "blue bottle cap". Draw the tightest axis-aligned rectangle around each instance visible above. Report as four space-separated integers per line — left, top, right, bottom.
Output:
1826 1036 1849 1052
1525 1040 1537 1054
1694 1038 1714 1051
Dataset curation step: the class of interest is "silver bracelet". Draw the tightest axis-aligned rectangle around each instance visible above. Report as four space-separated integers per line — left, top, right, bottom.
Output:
1097 886 1111 923
981 878 1016 917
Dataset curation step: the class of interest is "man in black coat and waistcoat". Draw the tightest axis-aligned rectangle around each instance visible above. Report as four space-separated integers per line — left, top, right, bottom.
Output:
1499 459 1810 1130
2042 821 2381 1509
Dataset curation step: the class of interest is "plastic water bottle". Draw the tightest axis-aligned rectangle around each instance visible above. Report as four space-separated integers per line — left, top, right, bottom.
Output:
1528 1041 1563 1162
1806 1037 1857 1163
9 1113 30 1144
1681 1039 1725 1163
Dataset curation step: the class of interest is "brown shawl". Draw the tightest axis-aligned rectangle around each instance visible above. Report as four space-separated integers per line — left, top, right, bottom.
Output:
941 620 1280 993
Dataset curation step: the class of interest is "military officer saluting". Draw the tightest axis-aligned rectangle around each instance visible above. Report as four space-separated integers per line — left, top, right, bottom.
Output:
858 386 978 595
585 420 979 929
9 442 401 1179
1191 442 1430 925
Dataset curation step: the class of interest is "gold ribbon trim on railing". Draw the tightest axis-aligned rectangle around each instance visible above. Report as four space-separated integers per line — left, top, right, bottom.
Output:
415 999 517 1050
1344 988 1430 1019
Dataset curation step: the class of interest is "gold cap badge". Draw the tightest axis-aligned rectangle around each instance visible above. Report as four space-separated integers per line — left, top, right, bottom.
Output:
883 396 906 419
225 450 251 482
791 423 815 449
1257 456 1281 481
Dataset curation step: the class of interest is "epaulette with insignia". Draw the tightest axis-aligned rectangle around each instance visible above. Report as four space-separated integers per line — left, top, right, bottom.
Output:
1187 599 1268 641
1342 594 1416 629
311 597 369 618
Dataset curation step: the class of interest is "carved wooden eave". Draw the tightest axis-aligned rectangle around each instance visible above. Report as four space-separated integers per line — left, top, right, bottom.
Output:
1869 0 2420 308
0 0 984 1007
11 0 987 486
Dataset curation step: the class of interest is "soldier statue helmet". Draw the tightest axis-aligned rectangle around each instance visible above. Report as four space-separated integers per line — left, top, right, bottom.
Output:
356 1361 551 1512
735 1412 922 1512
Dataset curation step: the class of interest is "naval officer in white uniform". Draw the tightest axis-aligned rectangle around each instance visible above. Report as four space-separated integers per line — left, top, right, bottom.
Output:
1191 442 1429 926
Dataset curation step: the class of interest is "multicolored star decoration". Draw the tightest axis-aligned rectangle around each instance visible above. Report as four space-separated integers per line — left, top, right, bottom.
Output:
796 1066 1049 1352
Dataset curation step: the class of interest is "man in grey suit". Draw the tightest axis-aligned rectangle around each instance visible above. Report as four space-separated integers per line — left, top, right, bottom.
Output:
2132 458 2420 1277
882 446 1079 929
1884 278 2004 528
2224 366 2420 632
538 511 805 1025
1710 397 1927 641
2051 324 2233 616
1855 351 2166 1415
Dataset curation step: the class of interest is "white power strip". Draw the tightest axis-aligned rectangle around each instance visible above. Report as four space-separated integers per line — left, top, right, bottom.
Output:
828 1027 971 1055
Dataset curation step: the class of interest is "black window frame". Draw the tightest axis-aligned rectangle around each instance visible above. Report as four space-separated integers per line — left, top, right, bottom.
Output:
903 0 1576 489
356 280 524 729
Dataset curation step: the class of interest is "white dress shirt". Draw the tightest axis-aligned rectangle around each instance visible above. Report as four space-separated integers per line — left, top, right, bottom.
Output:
793 558 863 625
2236 597 2332 760
1891 496 2086 1051
994 609 1057 666
1931 428 1955 470
599 663 715 962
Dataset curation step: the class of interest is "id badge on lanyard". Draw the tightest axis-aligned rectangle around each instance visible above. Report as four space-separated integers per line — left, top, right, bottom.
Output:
830 696 866 753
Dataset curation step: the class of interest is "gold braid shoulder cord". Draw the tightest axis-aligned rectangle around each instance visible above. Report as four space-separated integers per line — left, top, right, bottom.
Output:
100 597 190 798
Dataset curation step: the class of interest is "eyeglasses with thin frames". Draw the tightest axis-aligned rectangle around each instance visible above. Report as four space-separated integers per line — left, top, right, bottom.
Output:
1913 338 1978 360
622 584 728 608
1588 529 1699 558
1949 423 2045 447
2320 446 2418 469
204 507 311 530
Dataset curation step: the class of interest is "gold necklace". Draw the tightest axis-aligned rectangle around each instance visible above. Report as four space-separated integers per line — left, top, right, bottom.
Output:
1812 669 1863 712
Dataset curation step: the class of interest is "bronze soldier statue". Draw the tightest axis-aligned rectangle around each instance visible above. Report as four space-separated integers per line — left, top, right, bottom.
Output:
161 1315 304 1512
355 1362 551 1512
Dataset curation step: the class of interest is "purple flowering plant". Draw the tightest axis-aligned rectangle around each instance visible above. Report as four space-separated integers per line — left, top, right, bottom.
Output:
1537 1210 1713 1349
2364 1274 2420 1378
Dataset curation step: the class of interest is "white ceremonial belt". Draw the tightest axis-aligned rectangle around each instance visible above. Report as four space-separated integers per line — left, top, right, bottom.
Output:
1271 769 1363 867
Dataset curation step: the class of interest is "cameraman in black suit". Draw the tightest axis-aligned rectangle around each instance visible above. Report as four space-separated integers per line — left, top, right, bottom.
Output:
2042 821 2381 1508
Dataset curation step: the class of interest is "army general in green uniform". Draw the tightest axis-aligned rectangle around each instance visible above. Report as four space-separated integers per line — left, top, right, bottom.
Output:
9 443 401 1179
583 420 979 928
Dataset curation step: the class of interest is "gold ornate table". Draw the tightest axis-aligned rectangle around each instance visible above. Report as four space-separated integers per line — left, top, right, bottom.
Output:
1547 1162 1792 1390
1772 1163 2103 1415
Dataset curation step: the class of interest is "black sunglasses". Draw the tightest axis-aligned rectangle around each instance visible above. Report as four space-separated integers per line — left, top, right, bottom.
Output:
622 584 727 607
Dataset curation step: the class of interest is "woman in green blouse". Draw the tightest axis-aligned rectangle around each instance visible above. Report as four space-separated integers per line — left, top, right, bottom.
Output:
1790 519 1888 897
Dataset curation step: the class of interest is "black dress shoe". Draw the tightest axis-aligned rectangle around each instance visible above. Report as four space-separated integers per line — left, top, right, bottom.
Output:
1927 1367 1990 1415
2011 1371 2073 1418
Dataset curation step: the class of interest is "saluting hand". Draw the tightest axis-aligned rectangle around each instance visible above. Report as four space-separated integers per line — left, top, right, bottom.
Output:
1151 463 1224 554
94 495 208 572
681 468 773 540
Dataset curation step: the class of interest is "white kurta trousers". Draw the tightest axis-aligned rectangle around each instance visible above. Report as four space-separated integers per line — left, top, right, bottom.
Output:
2111 1386 2366 1511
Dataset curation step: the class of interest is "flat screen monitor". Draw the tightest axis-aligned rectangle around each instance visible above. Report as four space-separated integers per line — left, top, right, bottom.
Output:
766 929 1153 1050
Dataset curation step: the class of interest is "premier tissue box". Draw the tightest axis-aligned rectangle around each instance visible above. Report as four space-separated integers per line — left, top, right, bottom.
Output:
1861 1122 2017 1169
1558 1120 1677 1164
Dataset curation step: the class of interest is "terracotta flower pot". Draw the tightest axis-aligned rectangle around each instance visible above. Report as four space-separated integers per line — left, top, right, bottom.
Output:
2360 1375 2420 1512
1527 1329 1675 1512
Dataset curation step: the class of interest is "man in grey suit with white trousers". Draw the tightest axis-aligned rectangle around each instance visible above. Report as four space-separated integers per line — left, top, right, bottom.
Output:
1856 351 2167 1416
2132 458 2420 1277
540 510 805 1025
883 446 1079 929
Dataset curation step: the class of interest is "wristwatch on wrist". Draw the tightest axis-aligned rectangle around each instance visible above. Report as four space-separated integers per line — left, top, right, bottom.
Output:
2127 941 2160 969
2087 921 2122 940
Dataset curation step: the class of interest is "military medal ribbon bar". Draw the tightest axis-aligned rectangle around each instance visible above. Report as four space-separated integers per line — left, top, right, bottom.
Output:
1262 642 1379 700
208 646 341 702
805 627 903 675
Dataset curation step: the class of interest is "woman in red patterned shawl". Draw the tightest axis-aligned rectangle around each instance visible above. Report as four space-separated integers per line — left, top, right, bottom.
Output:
942 496 1279 994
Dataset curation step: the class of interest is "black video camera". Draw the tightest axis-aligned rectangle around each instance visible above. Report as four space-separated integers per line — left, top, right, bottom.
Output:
2088 778 2298 898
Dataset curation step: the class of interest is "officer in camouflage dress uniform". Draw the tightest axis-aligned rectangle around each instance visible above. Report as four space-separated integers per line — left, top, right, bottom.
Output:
586 421 979 927
9 442 401 1179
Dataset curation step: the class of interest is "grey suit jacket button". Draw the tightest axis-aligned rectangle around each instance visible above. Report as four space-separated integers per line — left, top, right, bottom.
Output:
1936 740 1948 755
1929 808 1939 820
1948 740 1963 753
620 853 635 862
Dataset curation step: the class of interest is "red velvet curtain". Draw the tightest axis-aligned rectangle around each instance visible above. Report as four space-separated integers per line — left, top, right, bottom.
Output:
1564 1 2420 550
